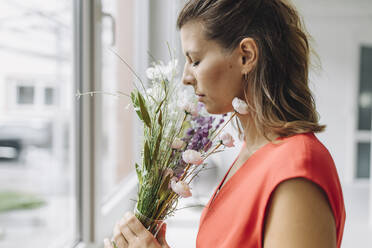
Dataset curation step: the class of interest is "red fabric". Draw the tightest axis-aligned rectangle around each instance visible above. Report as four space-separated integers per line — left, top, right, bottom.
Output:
196 132 346 248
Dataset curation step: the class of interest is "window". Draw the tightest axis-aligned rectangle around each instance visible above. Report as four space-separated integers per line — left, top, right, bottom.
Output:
0 1 77 247
356 46 372 179
44 87 54 105
8 79 57 109
357 142 371 178
16 86 34 104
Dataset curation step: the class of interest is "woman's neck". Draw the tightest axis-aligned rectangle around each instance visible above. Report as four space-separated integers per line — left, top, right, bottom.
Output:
237 113 279 156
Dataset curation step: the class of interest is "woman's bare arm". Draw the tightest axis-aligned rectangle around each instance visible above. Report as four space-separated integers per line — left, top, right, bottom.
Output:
263 178 337 248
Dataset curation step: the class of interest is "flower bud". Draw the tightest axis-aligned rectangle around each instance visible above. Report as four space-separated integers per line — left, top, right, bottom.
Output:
232 97 249 114
182 149 203 165
170 178 192 198
220 132 235 147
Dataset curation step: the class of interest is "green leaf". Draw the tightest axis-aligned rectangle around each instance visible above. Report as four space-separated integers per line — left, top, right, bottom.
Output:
131 91 143 121
152 128 162 164
134 108 143 121
144 140 151 171
137 91 151 129
130 91 136 103
152 111 163 163
158 174 171 200
157 110 163 125
131 91 139 107
135 163 142 186
155 98 166 114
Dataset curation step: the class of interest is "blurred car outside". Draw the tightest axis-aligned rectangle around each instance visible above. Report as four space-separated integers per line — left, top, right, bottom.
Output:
0 120 52 161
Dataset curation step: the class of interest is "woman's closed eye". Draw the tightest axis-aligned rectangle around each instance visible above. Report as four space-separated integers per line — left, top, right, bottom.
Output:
192 61 200 67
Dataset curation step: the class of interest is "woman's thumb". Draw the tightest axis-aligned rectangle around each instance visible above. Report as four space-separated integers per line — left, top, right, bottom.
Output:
157 223 169 247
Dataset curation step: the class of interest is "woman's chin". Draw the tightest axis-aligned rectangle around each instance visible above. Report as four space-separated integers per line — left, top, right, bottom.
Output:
204 105 230 115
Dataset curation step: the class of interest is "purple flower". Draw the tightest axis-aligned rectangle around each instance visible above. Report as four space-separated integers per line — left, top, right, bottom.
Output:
186 127 195 136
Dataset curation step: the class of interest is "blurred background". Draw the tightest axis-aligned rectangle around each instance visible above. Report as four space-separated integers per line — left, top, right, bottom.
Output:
0 0 371 247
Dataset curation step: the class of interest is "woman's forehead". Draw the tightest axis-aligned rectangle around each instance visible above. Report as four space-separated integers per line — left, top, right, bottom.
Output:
180 22 208 50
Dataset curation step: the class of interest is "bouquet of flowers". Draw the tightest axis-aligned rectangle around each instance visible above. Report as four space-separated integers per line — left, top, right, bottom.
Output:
127 56 240 236
77 49 248 243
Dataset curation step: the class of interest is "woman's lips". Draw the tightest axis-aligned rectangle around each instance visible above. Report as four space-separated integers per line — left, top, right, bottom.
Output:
197 95 205 101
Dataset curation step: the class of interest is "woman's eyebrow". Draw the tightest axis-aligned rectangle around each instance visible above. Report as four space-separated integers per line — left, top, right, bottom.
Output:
185 51 200 57
185 51 200 61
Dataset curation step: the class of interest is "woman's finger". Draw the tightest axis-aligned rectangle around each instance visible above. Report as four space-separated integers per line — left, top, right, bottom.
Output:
119 222 137 243
113 222 129 248
122 212 148 238
104 238 114 248
113 234 128 248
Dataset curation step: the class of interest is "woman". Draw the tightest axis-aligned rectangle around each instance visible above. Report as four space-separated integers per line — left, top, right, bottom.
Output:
105 0 346 247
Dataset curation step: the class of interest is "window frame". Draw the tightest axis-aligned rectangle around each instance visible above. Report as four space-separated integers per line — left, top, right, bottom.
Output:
74 0 149 247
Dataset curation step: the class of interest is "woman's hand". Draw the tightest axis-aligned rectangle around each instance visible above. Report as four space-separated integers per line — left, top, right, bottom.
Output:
104 212 170 248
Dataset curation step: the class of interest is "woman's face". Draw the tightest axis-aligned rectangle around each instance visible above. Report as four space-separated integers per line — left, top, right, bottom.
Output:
180 21 245 115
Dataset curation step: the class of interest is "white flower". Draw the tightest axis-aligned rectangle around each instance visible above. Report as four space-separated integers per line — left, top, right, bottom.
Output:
232 97 249 114
170 177 192 198
146 67 160 80
220 132 235 147
146 88 153 95
171 138 185 150
146 59 178 82
164 59 178 81
182 149 203 165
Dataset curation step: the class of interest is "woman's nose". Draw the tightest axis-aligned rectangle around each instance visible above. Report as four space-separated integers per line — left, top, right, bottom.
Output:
182 64 196 86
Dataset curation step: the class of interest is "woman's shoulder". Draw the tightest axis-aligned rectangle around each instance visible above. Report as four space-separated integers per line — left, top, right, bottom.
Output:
259 132 337 180
269 132 333 163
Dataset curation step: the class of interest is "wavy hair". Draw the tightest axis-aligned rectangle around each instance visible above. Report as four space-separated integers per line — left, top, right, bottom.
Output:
177 0 326 141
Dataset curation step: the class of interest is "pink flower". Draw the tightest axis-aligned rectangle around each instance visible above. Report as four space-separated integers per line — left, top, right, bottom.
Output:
170 178 192 198
232 97 249 114
182 149 203 165
171 138 185 150
220 132 235 147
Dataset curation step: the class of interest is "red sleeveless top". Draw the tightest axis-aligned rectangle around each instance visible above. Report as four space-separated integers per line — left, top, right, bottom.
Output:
196 132 346 248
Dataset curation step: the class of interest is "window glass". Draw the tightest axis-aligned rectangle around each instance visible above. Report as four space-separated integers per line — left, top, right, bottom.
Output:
100 0 135 201
17 86 34 104
0 1 77 247
44 87 54 105
357 46 372 131
356 142 370 178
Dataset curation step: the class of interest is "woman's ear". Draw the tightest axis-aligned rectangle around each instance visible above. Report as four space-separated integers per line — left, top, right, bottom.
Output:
239 37 258 71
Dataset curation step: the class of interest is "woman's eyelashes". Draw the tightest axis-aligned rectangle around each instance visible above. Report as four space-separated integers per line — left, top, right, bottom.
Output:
192 61 200 67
